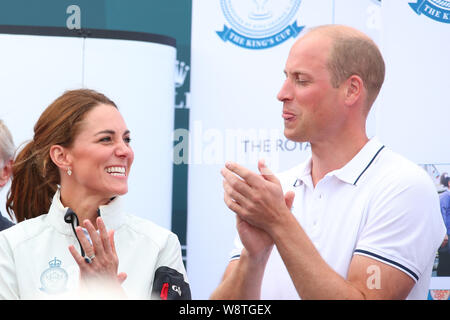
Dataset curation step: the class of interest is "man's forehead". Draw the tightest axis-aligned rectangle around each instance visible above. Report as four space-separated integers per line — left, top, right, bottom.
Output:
285 34 331 68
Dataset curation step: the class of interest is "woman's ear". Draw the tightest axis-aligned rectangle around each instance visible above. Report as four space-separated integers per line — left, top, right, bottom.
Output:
49 145 71 170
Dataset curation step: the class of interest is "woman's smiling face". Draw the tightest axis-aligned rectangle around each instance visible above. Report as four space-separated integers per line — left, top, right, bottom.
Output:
65 103 134 199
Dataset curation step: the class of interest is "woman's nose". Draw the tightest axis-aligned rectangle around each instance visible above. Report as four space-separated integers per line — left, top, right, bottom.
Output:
115 141 133 158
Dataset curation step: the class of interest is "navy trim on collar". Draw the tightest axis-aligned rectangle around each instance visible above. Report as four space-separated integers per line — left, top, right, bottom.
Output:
353 145 385 186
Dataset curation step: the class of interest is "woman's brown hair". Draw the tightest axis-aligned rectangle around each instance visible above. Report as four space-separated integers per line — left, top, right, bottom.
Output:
6 89 117 222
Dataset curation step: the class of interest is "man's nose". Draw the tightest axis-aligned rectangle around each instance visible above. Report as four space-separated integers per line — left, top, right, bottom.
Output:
277 79 293 102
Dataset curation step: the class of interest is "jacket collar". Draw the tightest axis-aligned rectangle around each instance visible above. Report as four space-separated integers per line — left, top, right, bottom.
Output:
47 189 126 235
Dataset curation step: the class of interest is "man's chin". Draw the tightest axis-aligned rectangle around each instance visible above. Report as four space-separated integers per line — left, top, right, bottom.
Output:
283 130 307 143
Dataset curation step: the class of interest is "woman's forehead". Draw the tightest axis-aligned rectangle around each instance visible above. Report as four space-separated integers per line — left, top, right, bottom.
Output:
75 104 128 137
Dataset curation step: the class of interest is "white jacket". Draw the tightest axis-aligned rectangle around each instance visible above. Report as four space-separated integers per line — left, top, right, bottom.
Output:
0 190 189 299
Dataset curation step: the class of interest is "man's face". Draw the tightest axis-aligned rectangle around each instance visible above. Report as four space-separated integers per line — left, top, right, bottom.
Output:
0 158 12 188
277 33 344 143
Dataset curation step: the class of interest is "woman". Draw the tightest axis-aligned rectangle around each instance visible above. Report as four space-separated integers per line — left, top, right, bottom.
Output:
0 89 190 299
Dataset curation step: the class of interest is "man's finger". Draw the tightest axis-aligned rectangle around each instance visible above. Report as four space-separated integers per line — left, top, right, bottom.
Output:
224 161 261 187
221 167 253 196
224 192 246 217
284 191 295 210
258 159 280 184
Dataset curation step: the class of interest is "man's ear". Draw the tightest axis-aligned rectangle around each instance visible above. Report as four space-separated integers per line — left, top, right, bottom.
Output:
49 145 71 170
343 75 364 106
0 159 13 188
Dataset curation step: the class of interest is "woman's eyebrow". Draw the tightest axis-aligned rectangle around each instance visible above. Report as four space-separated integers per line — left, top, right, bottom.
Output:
95 130 115 136
95 129 130 136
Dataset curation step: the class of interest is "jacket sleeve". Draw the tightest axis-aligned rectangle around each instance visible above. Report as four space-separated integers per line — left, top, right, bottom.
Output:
150 232 191 300
0 231 20 299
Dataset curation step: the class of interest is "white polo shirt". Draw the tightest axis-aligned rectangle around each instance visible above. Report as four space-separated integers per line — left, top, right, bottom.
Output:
230 137 446 299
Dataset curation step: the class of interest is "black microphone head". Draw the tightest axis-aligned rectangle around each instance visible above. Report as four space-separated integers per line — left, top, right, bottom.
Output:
64 208 77 224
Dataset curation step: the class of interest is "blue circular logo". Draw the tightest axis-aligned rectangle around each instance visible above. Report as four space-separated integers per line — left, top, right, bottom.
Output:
428 0 450 9
217 0 304 50
409 0 450 24
220 0 302 38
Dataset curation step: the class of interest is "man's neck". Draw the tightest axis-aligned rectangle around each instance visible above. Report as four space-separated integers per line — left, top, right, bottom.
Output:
309 133 369 187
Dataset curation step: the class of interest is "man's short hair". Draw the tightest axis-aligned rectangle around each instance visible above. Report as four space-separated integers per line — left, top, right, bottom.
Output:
0 120 15 167
308 25 386 109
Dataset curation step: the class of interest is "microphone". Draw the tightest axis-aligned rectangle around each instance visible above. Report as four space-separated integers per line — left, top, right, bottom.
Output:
64 208 85 257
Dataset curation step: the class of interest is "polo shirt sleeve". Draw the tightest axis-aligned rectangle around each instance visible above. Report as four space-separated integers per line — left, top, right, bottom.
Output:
229 234 244 261
354 169 446 282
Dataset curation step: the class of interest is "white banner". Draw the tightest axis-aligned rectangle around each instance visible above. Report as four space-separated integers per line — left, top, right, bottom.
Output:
378 0 450 164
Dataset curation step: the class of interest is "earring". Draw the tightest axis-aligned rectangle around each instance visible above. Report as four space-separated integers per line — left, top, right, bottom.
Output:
67 167 72 176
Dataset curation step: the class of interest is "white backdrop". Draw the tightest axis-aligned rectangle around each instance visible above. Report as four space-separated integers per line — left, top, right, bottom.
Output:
377 0 450 164
0 31 176 231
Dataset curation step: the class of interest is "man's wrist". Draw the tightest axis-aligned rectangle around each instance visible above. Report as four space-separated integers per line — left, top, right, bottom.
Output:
268 207 297 243
241 246 273 267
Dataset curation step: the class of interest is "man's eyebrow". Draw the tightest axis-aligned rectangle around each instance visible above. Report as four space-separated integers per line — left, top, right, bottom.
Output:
284 70 311 77
292 71 311 77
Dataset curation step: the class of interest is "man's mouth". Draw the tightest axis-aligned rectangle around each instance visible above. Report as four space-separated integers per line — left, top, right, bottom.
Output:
282 112 296 121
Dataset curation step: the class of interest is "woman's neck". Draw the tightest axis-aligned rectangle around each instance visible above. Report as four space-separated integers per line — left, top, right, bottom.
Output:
59 188 111 229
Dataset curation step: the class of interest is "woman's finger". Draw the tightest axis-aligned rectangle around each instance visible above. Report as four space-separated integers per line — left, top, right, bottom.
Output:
83 219 104 258
117 272 127 284
68 244 87 270
97 217 112 255
109 229 118 256
75 225 96 260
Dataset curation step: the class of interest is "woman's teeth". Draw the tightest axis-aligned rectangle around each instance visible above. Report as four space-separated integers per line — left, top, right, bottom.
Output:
105 167 126 176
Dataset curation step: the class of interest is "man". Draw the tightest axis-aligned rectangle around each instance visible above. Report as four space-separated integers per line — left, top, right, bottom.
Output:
0 120 14 231
438 176 450 276
211 25 446 300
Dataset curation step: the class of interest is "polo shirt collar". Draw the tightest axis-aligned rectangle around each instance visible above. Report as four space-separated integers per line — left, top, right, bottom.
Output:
332 137 384 185
292 158 314 189
292 137 384 187
47 188 126 235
